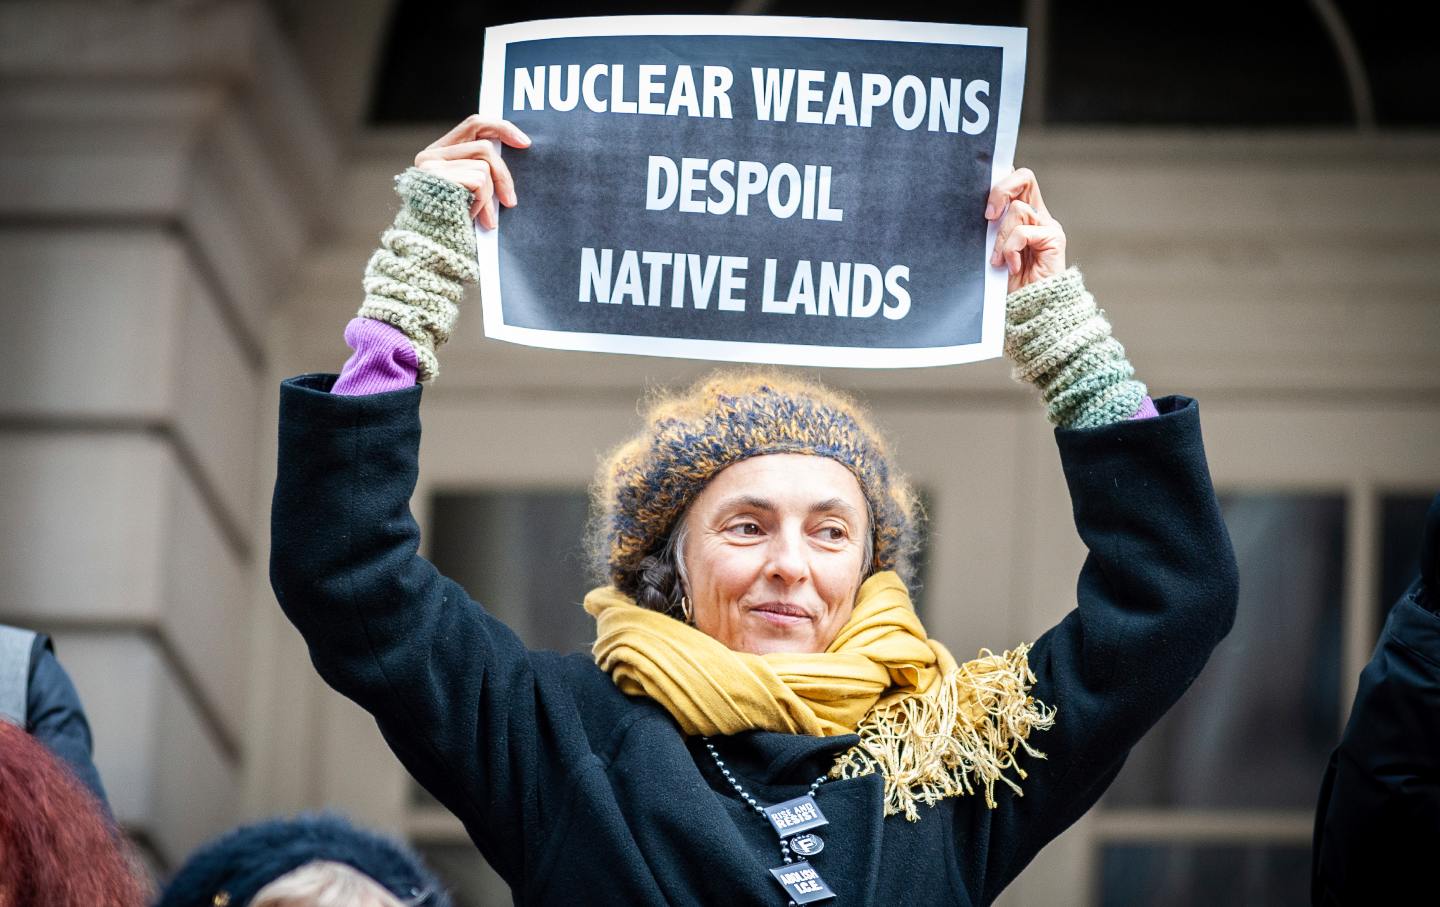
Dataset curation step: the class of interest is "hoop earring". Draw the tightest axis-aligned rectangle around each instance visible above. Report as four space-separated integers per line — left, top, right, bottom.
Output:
680 595 692 624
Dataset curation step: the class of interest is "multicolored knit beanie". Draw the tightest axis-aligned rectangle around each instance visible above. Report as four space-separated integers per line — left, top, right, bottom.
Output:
591 370 921 597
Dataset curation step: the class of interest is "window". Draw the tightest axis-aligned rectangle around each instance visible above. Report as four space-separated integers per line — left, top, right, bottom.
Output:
1047 1 1351 126
1334 0 1440 126
1378 493 1434 629
1102 494 1344 811
427 488 596 654
369 1 1440 128
370 0 734 124
1098 843 1311 906
1096 493 1346 903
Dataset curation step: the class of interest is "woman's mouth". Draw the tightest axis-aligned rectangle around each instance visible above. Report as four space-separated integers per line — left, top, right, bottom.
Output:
748 602 813 626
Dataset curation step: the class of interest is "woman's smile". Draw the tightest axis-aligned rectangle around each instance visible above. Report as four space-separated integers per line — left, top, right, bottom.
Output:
747 601 815 626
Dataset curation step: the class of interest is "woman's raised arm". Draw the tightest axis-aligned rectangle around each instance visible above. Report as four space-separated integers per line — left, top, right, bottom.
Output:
332 117 529 392
987 167 1153 428
269 119 572 886
956 169 1236 901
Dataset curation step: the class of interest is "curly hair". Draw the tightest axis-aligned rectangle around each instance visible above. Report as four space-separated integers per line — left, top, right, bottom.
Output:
0 722 145 906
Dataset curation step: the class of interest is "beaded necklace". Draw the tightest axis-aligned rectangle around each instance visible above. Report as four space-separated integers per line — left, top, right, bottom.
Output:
703 738 837 904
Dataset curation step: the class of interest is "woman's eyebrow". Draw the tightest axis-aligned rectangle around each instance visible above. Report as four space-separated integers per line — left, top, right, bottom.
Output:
714 496 860 520
717 494 777 514
810 498 861 520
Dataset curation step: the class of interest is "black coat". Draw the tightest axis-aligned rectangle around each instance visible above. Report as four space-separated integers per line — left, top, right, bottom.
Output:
1312 494 1440 906
270 375 1238 906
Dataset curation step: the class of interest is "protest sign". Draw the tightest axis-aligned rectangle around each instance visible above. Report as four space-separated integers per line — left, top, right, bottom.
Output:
478 16 1025 368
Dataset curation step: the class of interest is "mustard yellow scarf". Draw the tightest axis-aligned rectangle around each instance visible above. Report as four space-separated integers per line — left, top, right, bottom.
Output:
584 571 1056 819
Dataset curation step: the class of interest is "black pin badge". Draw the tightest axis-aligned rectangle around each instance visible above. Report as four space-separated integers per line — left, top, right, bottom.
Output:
763 794 829 838
790 832 824 856
769 860 836 904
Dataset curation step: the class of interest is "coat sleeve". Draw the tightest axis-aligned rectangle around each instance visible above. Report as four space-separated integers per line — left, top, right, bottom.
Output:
25 635 112 814
1310 494 1440 906
268 373 563 884
974 395 1240 901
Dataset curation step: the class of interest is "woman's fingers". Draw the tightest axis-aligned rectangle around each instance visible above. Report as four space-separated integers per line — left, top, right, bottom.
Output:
417 158 496 227
418 117 530 224
417 157 493 199
984 167 1049 221
1000 225 1043 274
473 190 492 229
416 139 517 207
991 199 1039 267
425 115 531 152
997 223 1065 276
456 164 497 228
982 166 1067 290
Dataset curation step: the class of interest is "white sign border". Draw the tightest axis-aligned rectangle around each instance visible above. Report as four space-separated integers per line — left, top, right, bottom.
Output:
478 15 1025 370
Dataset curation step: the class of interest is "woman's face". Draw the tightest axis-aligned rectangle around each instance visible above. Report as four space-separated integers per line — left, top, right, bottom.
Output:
680 453 870 655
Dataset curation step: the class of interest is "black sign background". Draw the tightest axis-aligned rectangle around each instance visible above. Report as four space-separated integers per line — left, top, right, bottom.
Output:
493 32 1006 351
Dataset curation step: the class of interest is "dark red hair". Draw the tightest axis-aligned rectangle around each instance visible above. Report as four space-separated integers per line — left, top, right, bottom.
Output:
0 721 145 906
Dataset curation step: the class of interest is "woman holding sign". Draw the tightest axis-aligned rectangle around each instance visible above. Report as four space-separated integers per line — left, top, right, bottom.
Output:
270 115 1237 905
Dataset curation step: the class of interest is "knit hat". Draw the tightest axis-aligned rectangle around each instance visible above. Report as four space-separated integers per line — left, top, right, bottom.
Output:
155 813 451 907
591 369 920 594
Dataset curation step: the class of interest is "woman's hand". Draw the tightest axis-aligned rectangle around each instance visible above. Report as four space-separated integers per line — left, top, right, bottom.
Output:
414 116 532 230
985 168 1066 293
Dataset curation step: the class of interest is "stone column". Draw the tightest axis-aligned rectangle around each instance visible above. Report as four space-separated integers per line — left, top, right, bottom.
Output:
0 0 335 868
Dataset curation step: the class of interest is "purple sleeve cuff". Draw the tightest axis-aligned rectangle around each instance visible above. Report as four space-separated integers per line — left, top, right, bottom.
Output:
1129 395 1160 420
331 317 420 396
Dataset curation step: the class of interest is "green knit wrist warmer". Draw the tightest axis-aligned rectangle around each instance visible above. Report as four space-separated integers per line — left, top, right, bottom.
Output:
1004 267 1146 429
356 167 480 383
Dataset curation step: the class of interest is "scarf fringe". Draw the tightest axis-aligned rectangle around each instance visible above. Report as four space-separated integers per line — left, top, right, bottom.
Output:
830 643 1057 821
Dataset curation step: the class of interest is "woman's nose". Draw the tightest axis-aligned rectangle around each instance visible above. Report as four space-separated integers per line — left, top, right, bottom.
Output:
765 528 809 586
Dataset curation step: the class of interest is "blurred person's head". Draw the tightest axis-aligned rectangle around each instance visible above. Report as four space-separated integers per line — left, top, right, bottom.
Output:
156 813 449 907
0 721 144 907
250 860 406 907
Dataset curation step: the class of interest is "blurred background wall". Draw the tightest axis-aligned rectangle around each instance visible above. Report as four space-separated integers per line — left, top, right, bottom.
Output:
1 1 1436 903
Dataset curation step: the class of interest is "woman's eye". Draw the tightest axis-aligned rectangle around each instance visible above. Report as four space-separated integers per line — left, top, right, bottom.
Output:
821 526 847 542
730 522 762 536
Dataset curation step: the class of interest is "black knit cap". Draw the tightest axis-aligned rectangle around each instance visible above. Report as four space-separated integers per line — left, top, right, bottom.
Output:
154 812 451 907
